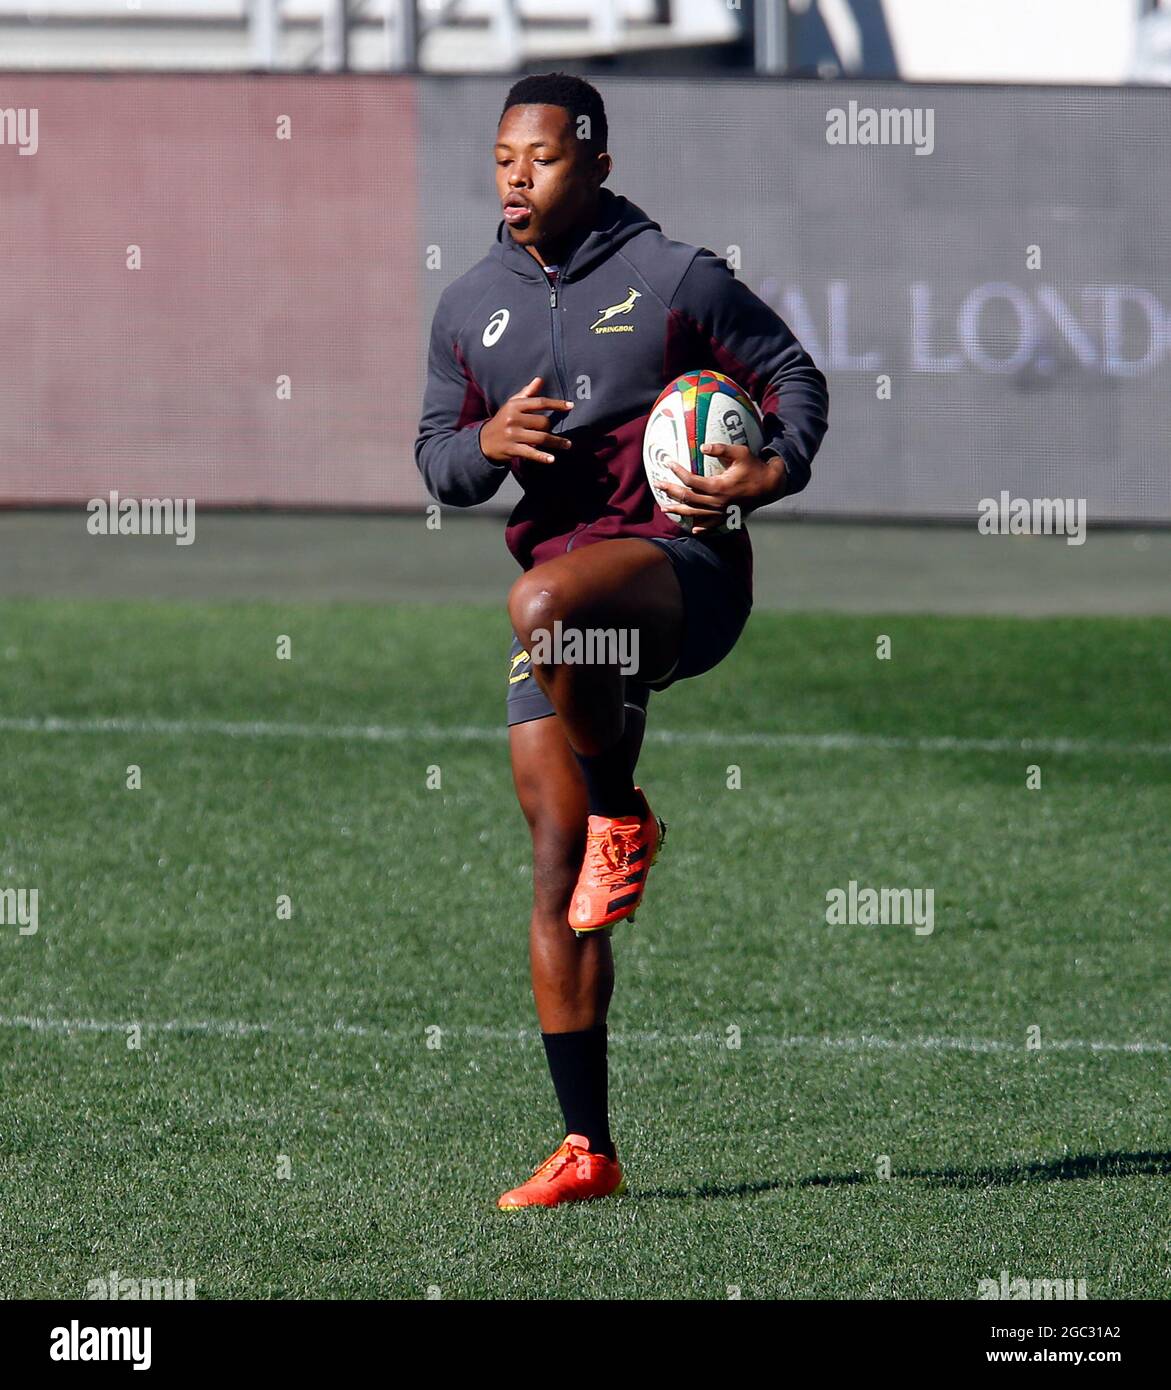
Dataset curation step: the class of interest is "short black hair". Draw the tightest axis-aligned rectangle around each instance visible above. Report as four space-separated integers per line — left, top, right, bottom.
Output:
500 72 608 159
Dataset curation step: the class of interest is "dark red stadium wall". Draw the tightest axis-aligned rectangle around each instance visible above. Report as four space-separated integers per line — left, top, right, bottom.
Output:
0 74 425 508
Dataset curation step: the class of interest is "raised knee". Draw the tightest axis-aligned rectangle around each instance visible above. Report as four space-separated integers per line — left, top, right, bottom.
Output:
508 572 576 651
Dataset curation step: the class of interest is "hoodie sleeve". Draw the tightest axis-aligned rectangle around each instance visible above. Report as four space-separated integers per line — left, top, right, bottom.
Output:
668 250 829 496
414 292 510 508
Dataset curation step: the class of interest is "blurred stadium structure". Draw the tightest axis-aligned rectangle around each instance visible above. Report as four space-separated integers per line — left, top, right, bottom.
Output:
1 3 1168 522
2 0 1171 78
1 73 1167 522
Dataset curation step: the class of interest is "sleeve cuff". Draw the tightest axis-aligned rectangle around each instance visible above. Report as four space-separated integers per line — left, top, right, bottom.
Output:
475 422 510 470
759 440 791 485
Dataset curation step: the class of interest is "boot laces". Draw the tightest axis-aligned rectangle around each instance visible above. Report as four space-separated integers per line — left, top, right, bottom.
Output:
587 821 642 887
534 1139 589 1183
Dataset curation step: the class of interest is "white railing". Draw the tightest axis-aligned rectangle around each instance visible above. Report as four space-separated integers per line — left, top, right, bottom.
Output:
0 0 742 72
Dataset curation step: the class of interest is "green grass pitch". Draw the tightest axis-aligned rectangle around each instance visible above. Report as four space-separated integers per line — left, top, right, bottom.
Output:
0 598 1168 1299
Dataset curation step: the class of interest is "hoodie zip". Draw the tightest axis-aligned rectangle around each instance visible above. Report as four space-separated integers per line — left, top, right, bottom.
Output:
547 268 583 552
547 269 571 411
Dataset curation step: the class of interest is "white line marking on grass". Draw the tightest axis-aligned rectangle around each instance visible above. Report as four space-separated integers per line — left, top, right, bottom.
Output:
1 1013 1166 1055
1 715 1169 759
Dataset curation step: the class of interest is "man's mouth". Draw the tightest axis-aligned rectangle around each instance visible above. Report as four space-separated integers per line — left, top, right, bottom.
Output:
503 199 532 226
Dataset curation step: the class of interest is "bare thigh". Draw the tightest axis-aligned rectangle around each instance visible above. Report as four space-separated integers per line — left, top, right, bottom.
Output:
507 538 684 690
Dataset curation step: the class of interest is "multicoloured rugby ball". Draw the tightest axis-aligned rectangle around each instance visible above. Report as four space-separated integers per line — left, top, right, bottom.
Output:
642 370 765 531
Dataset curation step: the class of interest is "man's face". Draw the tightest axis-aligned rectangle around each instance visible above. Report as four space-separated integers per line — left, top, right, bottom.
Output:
494 104 608 250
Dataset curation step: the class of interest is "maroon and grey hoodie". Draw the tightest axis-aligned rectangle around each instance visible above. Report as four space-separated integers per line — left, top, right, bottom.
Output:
414 187 828 593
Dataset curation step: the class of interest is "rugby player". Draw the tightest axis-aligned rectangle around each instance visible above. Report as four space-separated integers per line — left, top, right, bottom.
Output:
415 73 828 1209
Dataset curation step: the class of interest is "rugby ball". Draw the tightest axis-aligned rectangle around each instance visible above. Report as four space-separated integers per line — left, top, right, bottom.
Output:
642 370 764 531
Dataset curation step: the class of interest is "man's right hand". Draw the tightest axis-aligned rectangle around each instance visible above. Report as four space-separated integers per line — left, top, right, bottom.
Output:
479 377 575 465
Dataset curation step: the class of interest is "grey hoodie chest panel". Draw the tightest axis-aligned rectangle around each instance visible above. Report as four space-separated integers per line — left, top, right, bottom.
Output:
457 239 693 438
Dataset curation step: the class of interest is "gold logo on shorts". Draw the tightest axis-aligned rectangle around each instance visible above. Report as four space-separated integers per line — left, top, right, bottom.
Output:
509 648 531 684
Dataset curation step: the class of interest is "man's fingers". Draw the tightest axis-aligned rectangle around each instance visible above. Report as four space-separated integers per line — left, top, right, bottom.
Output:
662 476 725 511
513 428 572 451
667 461 727 496
665 499 727 519
700 442 750 463
513 396 575 414
512 414 556 434
517 376 544 396
511 442 560 464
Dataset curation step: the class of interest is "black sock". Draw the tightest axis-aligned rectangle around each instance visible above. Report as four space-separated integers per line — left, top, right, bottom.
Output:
540 1024 615 1159
574 739 640 819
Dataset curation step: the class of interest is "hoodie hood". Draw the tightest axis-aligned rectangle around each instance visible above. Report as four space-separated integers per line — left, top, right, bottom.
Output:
491 187 661 283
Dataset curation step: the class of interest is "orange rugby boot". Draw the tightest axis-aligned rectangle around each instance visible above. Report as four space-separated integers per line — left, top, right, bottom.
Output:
568 787 665 936
497 1135 626 1210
